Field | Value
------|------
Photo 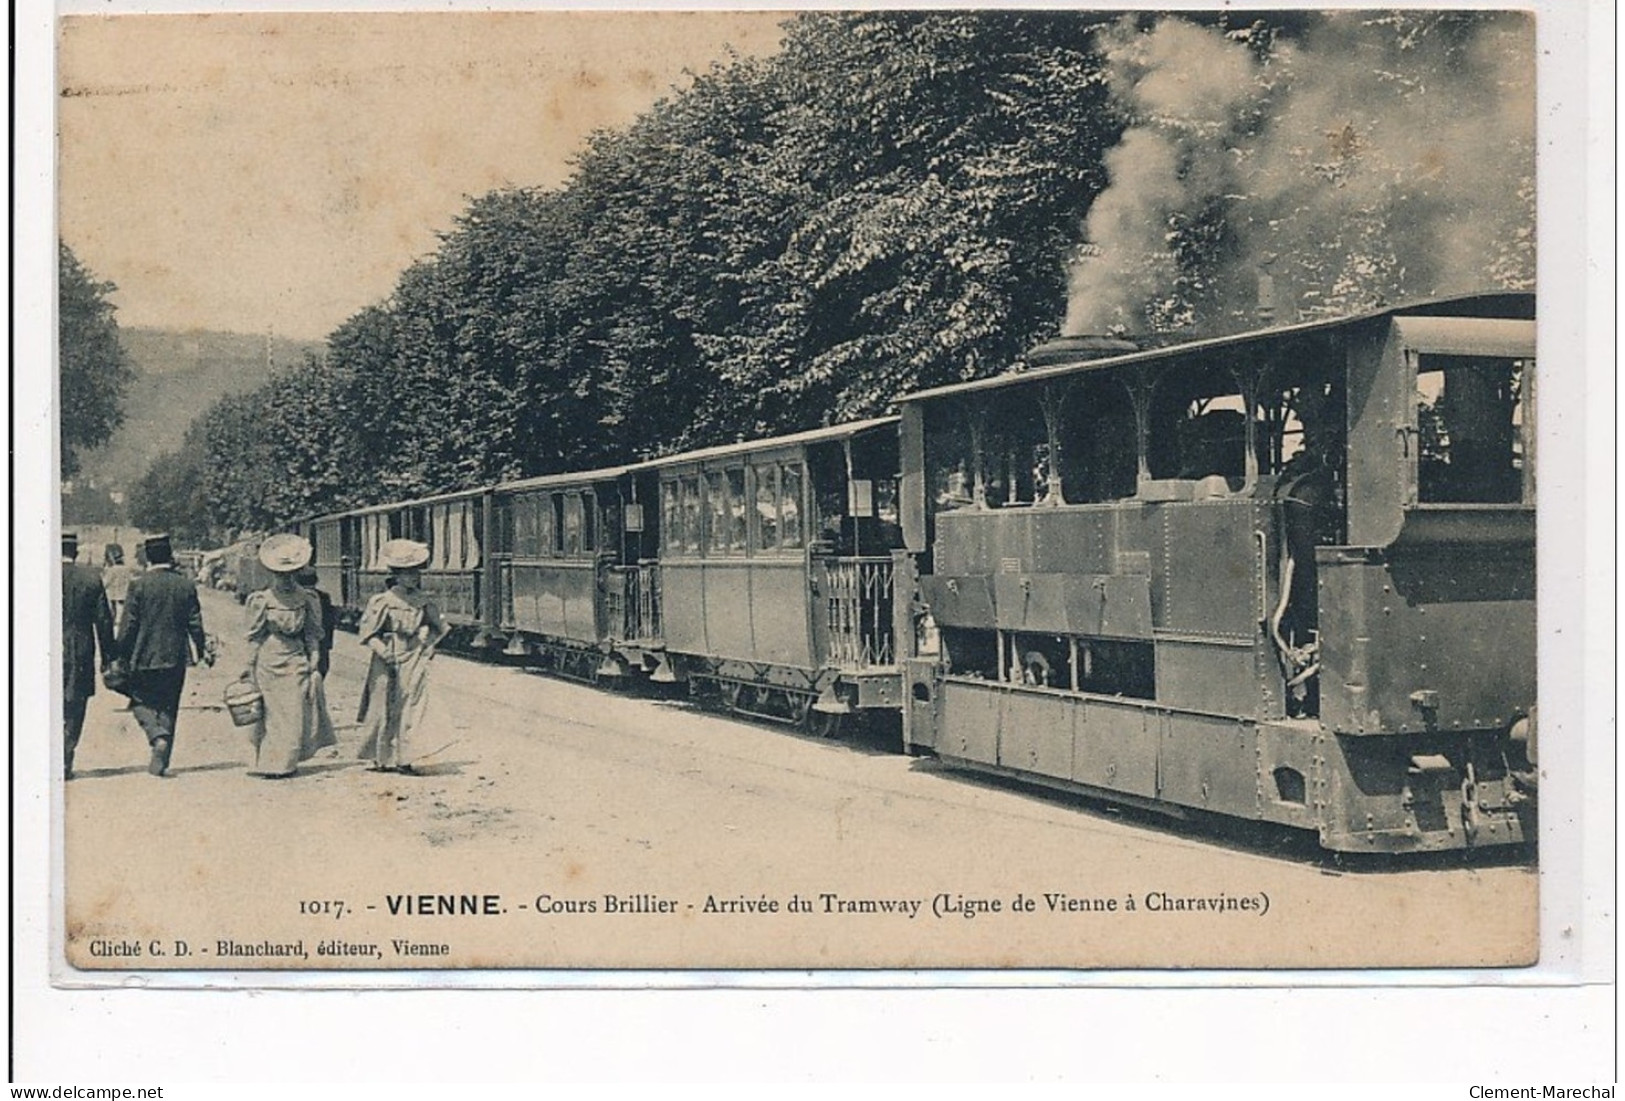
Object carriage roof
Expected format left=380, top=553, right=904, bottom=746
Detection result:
left=630, top=416, right=901, bottom=471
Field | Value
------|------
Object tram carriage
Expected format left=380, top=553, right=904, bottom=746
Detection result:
left=484, top=464, right=638, bottom=679
left=895, top=292, right=1536, bottom=852
left=305, top=485, right=489, bottom=636
left=638, top=417, right=905, bottom=732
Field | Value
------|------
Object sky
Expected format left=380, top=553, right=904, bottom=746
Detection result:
left=57, top=11, right=791, bottom=341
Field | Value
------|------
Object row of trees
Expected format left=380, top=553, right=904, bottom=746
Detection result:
left=59, top=242, right=134, bottom=480
left=126, top=10, right=1533, bottom=542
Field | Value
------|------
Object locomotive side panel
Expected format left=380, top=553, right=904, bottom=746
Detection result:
left=996, top=687, right=1075, bottom=780
left=1070, top=696, right=1160, bottom=800
left=1318, top=548, right=1536, bottom=736
left=1157, top=501, right=1265, bottom=640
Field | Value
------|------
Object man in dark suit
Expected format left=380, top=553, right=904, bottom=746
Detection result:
left=116, top=533, right=212, bottom=776
left=62, top=532, right=115, bottom=780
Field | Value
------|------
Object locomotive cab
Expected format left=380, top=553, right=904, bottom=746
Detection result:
left=1317, top=307, right=1537, bottom=848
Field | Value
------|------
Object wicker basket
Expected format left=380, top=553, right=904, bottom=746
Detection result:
left=223, top=676, right=264, bottom=727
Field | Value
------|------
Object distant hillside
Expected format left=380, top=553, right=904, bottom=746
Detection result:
left=72, top=327, right=322, bottom=499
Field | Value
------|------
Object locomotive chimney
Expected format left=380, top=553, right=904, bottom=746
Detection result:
left=1256, top=258, right=1278, bottom=325
left=1025, top=333, right=1140, bottom=369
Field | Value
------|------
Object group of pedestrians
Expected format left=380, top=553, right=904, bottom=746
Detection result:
left=60, top=530, right=449, bottom=781
left=62, top=531, right=210, bottom=779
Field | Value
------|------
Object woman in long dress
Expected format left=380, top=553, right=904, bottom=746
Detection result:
left=357, top=539, right=449, bottom=774
left=243, top=534, right=330, bottom=778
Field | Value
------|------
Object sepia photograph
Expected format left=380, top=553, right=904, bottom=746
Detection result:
left=19, top=0, right=1613, bottom=1085
left=51, top=6, right=1550, bottom=976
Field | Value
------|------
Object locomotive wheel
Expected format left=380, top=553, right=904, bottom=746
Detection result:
left=804, top=705, right=844, bottom=740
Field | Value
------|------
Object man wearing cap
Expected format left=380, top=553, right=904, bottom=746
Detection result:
left=62, top=532, right=115, bottom=780
left=116, top=533, right=213, bottom=776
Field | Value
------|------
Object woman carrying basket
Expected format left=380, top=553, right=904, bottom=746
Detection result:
left=241, top=534, right=331, bottom=778
left=357, top=539, right=449, bottom=774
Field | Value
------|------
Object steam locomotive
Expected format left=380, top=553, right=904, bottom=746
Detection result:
left=299, top=291, right=1536, bottom=854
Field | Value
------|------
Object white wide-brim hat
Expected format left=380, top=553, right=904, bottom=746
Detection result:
left=380, top=538, right=430, bottom=570
left=258, top=533, right=314, bottom=573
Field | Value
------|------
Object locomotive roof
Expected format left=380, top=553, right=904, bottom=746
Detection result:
left=632, top=415, right=901, bottom=470
left=898, top=291, right=1536, bottom=405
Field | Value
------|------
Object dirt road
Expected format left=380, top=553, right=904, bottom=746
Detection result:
left=62, top=586, right=1537, bottom=972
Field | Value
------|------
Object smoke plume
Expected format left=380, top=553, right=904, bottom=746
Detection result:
left=1063, top=12, right=1535, bottom=336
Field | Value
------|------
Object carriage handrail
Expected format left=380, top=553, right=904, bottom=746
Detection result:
left=820, top=556, right=895, bottom=669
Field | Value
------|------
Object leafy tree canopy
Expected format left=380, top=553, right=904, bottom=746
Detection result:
left=59, top=242, right=134, bottom=478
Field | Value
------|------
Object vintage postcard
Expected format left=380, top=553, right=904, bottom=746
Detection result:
left=52, top=7, right=1551, bottom=980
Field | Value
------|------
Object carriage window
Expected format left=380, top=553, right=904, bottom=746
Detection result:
left=512, top=496, right=538, bottom=556
left=314, top=522, right=339, bottom=565
left=430, top=505, right=448, bottom=569
left=1417, top=356, right=1529, bottom=504
left=705, top=471, right=734, bottom=555
left=543, top=497, right=556, bottom=554
left=1060, top=379, right=1138, bottom=504
left=726, top=468, right=747, bottom=552
left=779, top=463, right=803, bottom=549
left=562, top=494, right=583, bottom=555
left=493, top=497, right=511, bottom=555
left=754, top=464, right=779, bottom=550
left=661, top=480, right=682, bottom=554
left=463, top=500, right=482, bottom=569
left=680, top=475, right=704, bottom=555
left=874, top=477, right=899, bottom=527
left=582, top=493, right=597, bottom=553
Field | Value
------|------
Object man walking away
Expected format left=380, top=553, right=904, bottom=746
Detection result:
left=116, top=533, right=212, bottom=776
left=62, top=532, right=115, bottom=780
